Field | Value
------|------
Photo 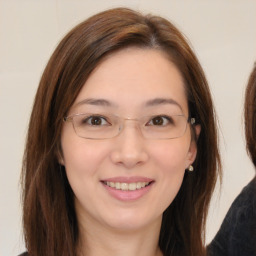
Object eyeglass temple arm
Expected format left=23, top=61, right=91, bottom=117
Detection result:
left=63, top=116, right=72, bottom=122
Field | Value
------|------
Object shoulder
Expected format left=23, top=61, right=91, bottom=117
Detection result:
left=235, top=176, right=256, bottom=203
left=230, top=176, right=256, bottom=216
left=221, top=176, right=256, bottom=225
left=18, top=252, right=28, bottom=256
left=207, top=177, right=256, bottom=256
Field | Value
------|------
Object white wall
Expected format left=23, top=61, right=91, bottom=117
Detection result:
left=1, top=1, right=255, bottom=255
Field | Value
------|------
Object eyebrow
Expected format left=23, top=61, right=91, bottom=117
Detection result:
left=144, top=98, right=183, bottom=110
left=75, top=97, right=183, bottom=110
left=75, top=98, right=116, bottom=107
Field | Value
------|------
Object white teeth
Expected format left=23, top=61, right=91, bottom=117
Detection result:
left=128, top=183, right=136, bottom=191
left=121, top=183, right=128, bottom=191
left=136, top=182, right=142, bottom=189
left=105, top=181, right=150, bottom=191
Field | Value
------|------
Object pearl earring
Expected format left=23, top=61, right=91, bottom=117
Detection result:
left=188, top=165, right=194, bottom=172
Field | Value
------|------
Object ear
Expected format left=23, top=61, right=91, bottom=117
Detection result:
left=58, top=153, right=65, bottom=166
left=185, top=125, right=201, bottom=168
left=55, top=144, right=65, bottom=166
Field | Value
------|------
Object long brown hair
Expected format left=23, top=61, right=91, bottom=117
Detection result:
left=244, top=63, right=256, bottom=168
left=21, top=8, right=221, bottom=256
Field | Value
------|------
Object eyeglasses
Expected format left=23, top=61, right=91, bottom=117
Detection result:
left=63, top=113, right=195, bottom=140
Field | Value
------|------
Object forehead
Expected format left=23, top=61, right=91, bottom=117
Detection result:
left=73, top=47, right=188, bottom=115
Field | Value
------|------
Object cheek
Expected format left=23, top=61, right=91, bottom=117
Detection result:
left=61, top=140, right=111, bottom=204
left=61, top=137, right=110, bottom=178
left=149, top=141, right=189, bottom=210
left=150, top=139, right=190, bottom=172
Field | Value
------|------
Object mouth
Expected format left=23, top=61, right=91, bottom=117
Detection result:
left=101, top=177, right=154, bottom=201
left=103, top=181, right=152, bottom=191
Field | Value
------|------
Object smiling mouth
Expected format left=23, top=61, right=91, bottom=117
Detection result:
left=103, top=181, right=151, bottom=191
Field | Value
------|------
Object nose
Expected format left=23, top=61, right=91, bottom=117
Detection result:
left=110, top=121, right=149, bottom=169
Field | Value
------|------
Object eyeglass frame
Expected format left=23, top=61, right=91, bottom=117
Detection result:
left=63, top=113, right=196, bottom=140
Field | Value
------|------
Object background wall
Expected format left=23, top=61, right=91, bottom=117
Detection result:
left=1, top=0, right=256, bottom=255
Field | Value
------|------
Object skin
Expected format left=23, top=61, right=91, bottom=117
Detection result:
left=60, top=47, right=199, bottom=256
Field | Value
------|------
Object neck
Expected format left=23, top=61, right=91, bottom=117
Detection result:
left=76, top=213, right=163, bottom=256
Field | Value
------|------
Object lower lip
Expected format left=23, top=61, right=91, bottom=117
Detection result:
left=102, top=182, right=153, bottom=201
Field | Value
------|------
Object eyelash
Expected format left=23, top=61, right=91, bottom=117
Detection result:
left=147, top=115, right=174, bottom=126
left=82, top=115, right=110, bottom=126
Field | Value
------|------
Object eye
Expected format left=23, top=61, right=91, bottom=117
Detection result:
left=147, top=115, right=173, bottom=126
left=82, top=115, right=110, bottom=126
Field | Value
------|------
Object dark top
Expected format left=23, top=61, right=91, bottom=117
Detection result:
left=207, top=176, right=256, bottom=256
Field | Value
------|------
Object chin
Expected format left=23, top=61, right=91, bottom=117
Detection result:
left=102, top=210, right=162, bottom=232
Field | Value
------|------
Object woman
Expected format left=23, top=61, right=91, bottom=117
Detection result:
left=207, top=64, right=256, bottom=256
left=20, top=8, right=221, bottom=256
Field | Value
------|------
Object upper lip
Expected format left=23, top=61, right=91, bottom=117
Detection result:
left=101, top=176, right=154, bottom=183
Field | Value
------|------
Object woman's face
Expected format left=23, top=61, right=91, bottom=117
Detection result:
left=60, top=48, right=198, bottom=232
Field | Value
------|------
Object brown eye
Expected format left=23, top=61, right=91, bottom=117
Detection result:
left=83, top=116, right=109, bottom=126
left=147, top=115, right=174, bottom=126
left=152, top=116, right=164, bottom=125
left=90, top=117, right=102, bottom=125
